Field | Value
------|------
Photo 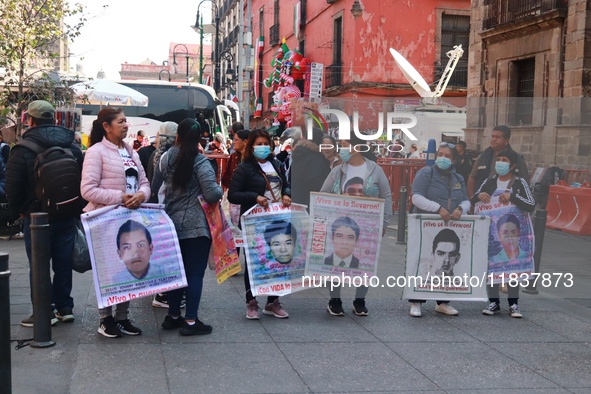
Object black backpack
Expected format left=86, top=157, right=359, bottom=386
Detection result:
left=18, top=139, right=83, bottom=218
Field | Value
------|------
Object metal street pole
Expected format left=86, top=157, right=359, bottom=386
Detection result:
left=29, top=213, right=55, bottom=349
left=185, top=55, right=190, bottom=83
left=214, top=15, right=220, bottom=93
left=0, top=253, right=11, bottom=394
left=199, top=15, right=204, bottom=84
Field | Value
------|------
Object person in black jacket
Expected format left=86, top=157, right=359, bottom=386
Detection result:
left=471, top=149, right=536, bottom=318
left=6, top=100, right=83, bottom=327
left=228, top=129, right=291, bottom=320
left=289, top=127, right=331, bottom=207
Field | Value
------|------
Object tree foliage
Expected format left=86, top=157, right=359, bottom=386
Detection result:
left=0, top=0, right=85, bottom=132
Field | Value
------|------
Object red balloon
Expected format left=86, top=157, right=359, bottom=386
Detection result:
left=291, top=57, right=309, bottom=81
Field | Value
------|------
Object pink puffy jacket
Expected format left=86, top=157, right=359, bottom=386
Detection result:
left=81, top=137, right=150, bottom=212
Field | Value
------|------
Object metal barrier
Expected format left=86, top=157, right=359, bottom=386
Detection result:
left=0, top=253, right=11, bottom=394
left=377, top=158, right=426, bottom=212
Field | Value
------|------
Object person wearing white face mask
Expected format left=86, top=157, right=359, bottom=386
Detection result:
left=471, top=149, right=535, bottom=318
left=228, top=129, right=292, bottom=320
left=408, top=142, right=470, bottom=317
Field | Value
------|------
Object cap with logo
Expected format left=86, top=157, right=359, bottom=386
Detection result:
left=27, top=100, right=55, bottom=119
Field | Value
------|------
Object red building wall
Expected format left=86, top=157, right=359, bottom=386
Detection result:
left=249, top=0, right=470, bottom=123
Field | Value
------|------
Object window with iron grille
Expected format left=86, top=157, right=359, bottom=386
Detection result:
left=513, top=58, right=535, bottom=125
left=440, top=14, right=469, bottom=88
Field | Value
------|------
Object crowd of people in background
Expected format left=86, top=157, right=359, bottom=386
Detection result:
left=2, top=101, right=533, bottom=341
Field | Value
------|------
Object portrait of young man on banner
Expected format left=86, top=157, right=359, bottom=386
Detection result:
left=81, top=204, right=187, bottom=309
left=241, top=202, right=309, bottom=296
left=474, top=189, right=535, bottom=284
left=403, top=214, right=490, bottom=301
left=306, top=192, right=384, bottom=278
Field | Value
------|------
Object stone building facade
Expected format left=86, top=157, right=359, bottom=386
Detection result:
left=467, top=0, right=591, bottom=173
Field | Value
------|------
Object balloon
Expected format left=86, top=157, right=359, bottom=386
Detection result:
left=290, top=57, right=309, bottom=81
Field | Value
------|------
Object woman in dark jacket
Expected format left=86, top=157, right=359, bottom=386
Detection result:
left=228, top=129, right=291, bottom=320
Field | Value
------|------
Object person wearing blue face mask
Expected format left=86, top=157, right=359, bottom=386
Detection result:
left=471, top=149, right=535, bottom=318
left=320, top=134, right=392, bottom=317
left=228, top=129, right=291, bottom=320
left=408, top=142, right=470, bottom=318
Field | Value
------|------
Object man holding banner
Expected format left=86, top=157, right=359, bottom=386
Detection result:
left=472, top=149, right=536, bottom=318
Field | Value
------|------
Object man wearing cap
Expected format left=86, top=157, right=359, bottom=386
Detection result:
left=5, top=100, right=83, bottom=327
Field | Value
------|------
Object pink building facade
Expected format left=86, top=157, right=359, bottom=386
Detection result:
left=248, top=0, right=470, bottom=124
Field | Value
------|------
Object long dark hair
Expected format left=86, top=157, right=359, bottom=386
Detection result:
left=172, top=118, right=201, bottom=192
left=90, top=107, right=124, bottom=147
left=242, top=128, right=272, bottom=162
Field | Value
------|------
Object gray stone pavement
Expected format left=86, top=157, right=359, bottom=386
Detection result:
left=2, top=224, right=591, bottom=394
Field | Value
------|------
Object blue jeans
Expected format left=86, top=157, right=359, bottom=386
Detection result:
left=24, top=215, right=76, bottom=311
left=168, top=237, right=211, bottom=320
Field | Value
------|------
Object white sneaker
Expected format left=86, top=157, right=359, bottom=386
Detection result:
left=435, top=303, right=459, bottom=316
left=509, top=304, right=523, bottom=318
left=409, top=302, right=422, bottom=317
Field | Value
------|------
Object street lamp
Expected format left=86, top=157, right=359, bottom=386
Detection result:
left=220, top=50, right=235, bottom=88
left=351, top=0, right=363, bottom=18
left=172, top=44, right=190, bottom=83
left=158, top=69, right=171, bottom=82
left=194, top=0, right=220, bottom=92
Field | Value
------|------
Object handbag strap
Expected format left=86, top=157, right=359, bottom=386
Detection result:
left=259, top=170, right=279, bottom=202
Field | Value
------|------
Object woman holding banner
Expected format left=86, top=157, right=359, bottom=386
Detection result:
left=152, top=119, right=223, bottom=335
left=81, top=107, right=150, bottom=338
left=471, top=149, right=535, bottom=318
left=320, top=133, right=392, bottom=317
left=409, top=142, right=470, bottom=318
left=228, top=129, right=291, bottom=320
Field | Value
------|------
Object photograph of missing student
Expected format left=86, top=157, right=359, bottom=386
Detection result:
left=475, top=191, right=535, bottom=284
left=241, top=202, right=309, bottom=296
left=403, top=214, right=489, bottom=301
left=306, top=192, right=384, bottom=278
left=81, top=204, right=186, bottom=308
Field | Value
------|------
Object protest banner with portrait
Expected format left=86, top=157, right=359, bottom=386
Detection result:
left=475, top=190, right=535, bottom=284
left=81, top=204, right=186, bottom=309
left=241, top=202, right=309, bottom=296
left=305, top=192, right=384, bottom=279
left=403, top=214, right=490, bottom=301
left=199, top=196, right=241, bottom=284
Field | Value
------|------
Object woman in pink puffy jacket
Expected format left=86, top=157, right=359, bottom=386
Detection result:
left=81, top=107, right=150, bottom=339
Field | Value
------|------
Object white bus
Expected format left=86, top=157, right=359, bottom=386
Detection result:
left=78, top=80, right=232, bottom=145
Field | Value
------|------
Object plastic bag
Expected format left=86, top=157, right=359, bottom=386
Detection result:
left=72, top=220, right=91, bottom=273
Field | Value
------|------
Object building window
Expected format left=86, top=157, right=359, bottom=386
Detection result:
left=270, top=0, right=280, bottom=46
left=512, top=58, right=535, bottom=125
left=440, top=14, right=469, bottom=88
left=274, top=0, right=279, bottom=26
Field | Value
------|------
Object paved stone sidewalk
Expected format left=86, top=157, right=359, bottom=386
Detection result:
left=3, top=227, right=591, bottom=393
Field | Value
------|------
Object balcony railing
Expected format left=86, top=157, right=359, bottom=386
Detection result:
left=325, top=64, right=342, bottom=89
left=484, top=0, right=568, bottom=30
left=269, top=24, right=279, bottom=46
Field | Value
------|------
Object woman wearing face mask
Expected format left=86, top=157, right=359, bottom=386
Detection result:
left=228, top=129, right=291, bottom=320
left=320, top=134, right=392, bottom=317
left=408, top=142, right=470, bottom=318
left=471, top=149, right=535, bottom=318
